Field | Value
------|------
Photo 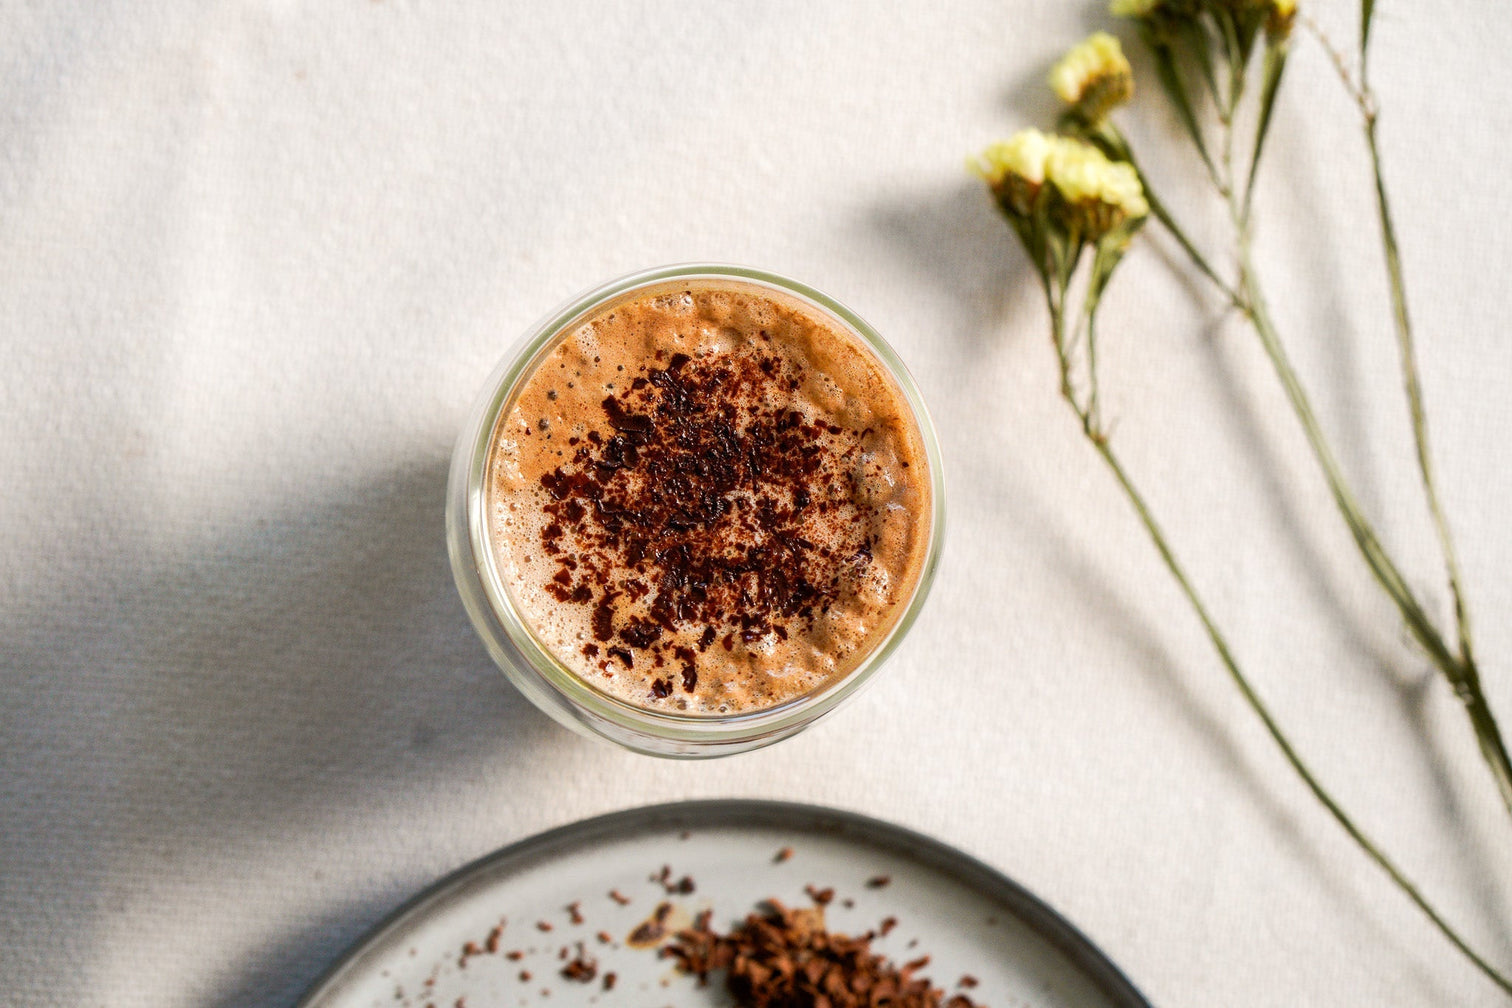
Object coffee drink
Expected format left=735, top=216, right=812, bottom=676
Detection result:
left=482, top=278, right=932, bottom=716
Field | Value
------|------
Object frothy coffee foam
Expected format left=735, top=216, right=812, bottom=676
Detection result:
left=485, top=280, right=930, bottom=715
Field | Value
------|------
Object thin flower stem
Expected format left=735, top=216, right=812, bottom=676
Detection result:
left=1303, top=15, right=1370, bottom=112
left=1241, top=206, right=1512, bottom=821
left=1203, top=50, right=1512, bottom=822
left=1304, top=18, right=1471, bottom=653
left=1046, top=294, right=1512, bottom=998
left=1361, top=0, right=1376, bottom=83
left=1217, top=13, right=1247, bottom=200
left=1096, top=124, right=1237, bottom=304
left=1187, top=19, right=1221, bottom=110
left=1365, top=117, right=1512, bottom=821
left=1146, top=186, right=1235, bottom=301
left=1217, top=160, right=1443, bottom=671
left=1303, top=14, right=1477, bottom=670
left=1154, top=127, right=1443, bottom=661
left=1045, top=275, right=1076, bottom=407
left=1236, top=252, right=1440, bottom=654
left=1361, top=87, right=1475, bottom=687
left=1085, top=306, right=1102, bottom=431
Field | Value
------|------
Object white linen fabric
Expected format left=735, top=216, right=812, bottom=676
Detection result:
left=3, top=2, right=1510, bottom=1005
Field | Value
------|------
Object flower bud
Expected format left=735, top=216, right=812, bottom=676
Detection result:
left=974, top=132, right=1148, bottom=243
left=1049, top=32, right=1134, bottom=123
left=1045, top=136, right=1149, bottom=237
left=1267, top=0, right=1296, bottom=38
left=970, top=129, right=1054, bottom=217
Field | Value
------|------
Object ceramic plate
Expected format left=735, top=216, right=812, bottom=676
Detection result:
left=298, top=800, right=1149, bottom=1008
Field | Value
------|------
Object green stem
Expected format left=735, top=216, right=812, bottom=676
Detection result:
left=1138, top=72, right=1512, bottom=823
left=1146, top=183, right=1235, bottom=303
left=1082, top=246, right=1118, bottom=433
left=1237, top=254, right=1443, bottom=661
left=1362, top=107, right=1512, bottom=820
left=1312, top=15, right=1475, bottom=669
left=1094, top=124, right=1237, bottom=304
left=1207, top=73, right=1512, bottom=822
left=1046, top=268, right=1076, bottom=408
left=1363, top=107, right=1472, bottom=687
left=1216, top=11, right=1247, bottom=201
left=1242, top=232, right=1512, bottom=822
left=1045, top=286, right=1512, bottom=999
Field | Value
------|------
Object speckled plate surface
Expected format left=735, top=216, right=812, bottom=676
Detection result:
left=297, top=800, right=1150, bottom=1008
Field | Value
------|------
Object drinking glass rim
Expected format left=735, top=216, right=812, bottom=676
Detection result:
left=459, top=263, right=946, bottom=744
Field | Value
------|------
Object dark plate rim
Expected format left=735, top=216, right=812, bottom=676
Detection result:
left=295, top=798, right=1152, bottom=1008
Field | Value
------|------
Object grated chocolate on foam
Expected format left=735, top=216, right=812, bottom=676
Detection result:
left=486, top=283, right=929, bottom=714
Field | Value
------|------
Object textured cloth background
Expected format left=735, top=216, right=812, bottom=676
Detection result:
left=4, top=2, right=1511, bottom=1005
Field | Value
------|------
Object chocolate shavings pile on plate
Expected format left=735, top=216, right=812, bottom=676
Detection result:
left=665, top=899, right=985, bottom=1008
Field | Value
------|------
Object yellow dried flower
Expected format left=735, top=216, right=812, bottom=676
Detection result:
left=970, top=129, right=1056, bottom=218
left=1045, top=136, right=1149, bottom=234
left=1049, top=32, right=1134, bottom=122
left=971, top=129, right=1054, bottom=186
left=974, top=131, right=1148, bottom=241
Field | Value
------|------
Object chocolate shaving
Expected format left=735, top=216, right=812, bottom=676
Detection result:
left=532, top=345, right=885, bottom=697
left=627, top=902, right=673, bottom=947
left=804, top=885, right=835, bottom=906
left=601, top=396, right=654, bottom=434
left=560, top=945, right=597, bottom=983
left=591, top=604, right=614, bottom=642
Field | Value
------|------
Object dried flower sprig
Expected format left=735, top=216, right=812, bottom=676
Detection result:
left=1110, top=0, right=1293, bottom=215
left=970, top=130, right=1146, bottom=433
left=1103, top=0, right=1512, bottom=829
left=972, top=3, right=1512, bottom=996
